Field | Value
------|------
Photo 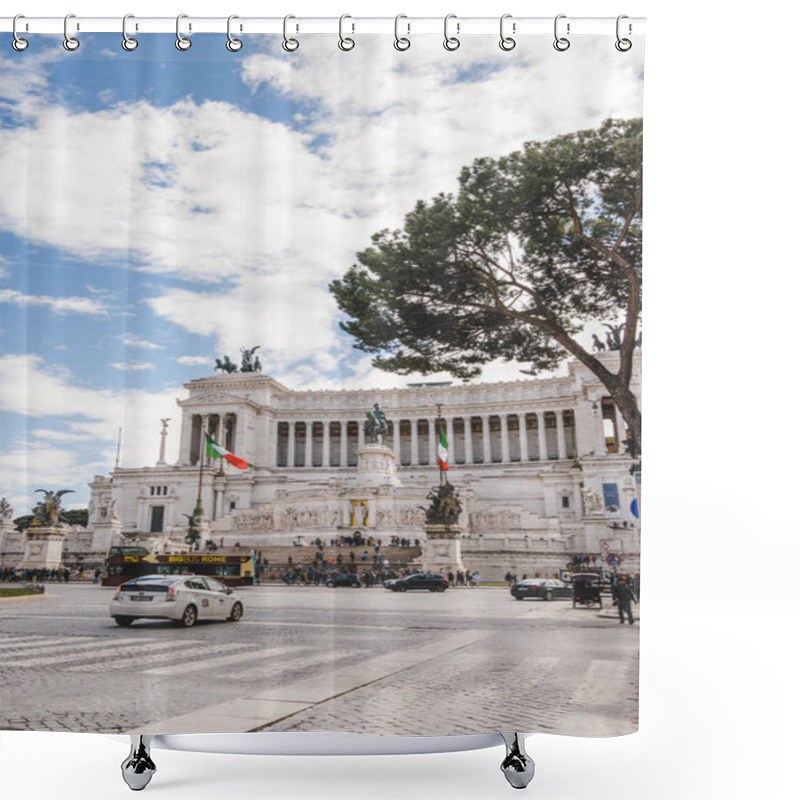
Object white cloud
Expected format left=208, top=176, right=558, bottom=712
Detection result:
left=0, top=288, right=110, bottom=317
left=118, top=333, right=164, bottom=349
left=177, top=355, right=210, bottom=365
left=110, top=361, right=154, bottom=371
left=0, top=355, right=183, bottom=499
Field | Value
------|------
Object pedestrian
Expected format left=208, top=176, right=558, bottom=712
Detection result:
left=612, top=574, right=635, bottom=625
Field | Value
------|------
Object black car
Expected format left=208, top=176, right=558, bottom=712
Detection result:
left=384, top=573, right=449, bottom=592
left=326, top=573, right=362, bottom=587
left=510, top=578, right=573, bottom=601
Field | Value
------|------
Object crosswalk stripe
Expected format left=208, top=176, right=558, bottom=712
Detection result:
left=142, top=645, right=308, bottom=676
left=1, top=636, right=131, bottom=655
left=1, top=638, right=162, bottom=668
left=64, top=641, right=252, bottom=673
left=223, top=649, right=359, bottom=682
left=0, top=636, right=70, bottom=649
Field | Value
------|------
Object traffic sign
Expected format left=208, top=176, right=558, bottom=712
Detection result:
left=630, top=498, right=639, bottom=519
left=606, top=553, right=622, bottom=566
left=601, top=540, right=610, bottom=550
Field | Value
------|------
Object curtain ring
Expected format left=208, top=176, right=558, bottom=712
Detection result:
left=394, top=14, right=411, bottom=51
left=553, top=14, right=570, bottom=51
left=175, top=14, right=192, bottom=51
left=282, top=15, right=299, bottom=51
left=226, top=15, right=243, bottom=51
left=122, top=14, right=138, bottom=51
left=499, top=13, right=516, bottom=51
left=12, top=14, right=29, bottom=51
left=443, top=14, right=460, bottom=51
left=338, top=14, right=355, bottom=51
left=615, top=15, right=632, bottom=52
left=63, top=13, right=80, bottom=51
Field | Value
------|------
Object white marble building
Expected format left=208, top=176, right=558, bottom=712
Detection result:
left=81, top=351, right=641, bottom=579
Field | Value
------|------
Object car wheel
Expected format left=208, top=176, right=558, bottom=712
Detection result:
left=397, top=584, right=407, bottom=592
left=227, top=601, right=243, bottom=622
left=436, top=585, right=446, bottom=592
left=544, top=590, right=553, bottom=601
left=113, top=616, right=134, bottom=627
left=429, top=587, right=437, bottom=592
left=352, top=582, right=361, bottom=588
left=516, top=595, right=524, bottom=601
left=179, top=604, right=197, bottom=627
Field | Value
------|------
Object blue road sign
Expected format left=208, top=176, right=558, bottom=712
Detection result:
left=606, top=553, right=622, bottom=567
left=630, top=498, right=639, bottom=519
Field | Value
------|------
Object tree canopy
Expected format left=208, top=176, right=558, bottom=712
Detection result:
left=330, top=118, right=642, bottom=455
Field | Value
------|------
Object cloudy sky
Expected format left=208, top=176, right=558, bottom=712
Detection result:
left=0, top=32, right=643, bottom=512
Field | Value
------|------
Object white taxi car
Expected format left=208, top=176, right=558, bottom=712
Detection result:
left=109, top=574, right=244, bottom=627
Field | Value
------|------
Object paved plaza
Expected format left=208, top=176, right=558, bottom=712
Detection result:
left=0, top=584, right=638, bottom=736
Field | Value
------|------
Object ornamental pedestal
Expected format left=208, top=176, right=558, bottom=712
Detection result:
left=91, top=520, right=123, bottom=554
left=355, top=443, right=401, bottom=489
left=420, top=524, right=465, bottom=576
left=18, top=526, right=68, bottom=571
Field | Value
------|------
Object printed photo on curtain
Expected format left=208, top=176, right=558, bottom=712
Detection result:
left=0, top=27, right=643, bottom=741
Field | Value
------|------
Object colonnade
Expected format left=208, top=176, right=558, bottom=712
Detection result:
left=273, top=410, right=579, bottom=468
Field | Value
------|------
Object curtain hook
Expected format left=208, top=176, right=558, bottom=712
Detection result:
left=615, top=14, right=632, bottom=51
left=553, top=14, right=570, bottom=51
left=338, top=14, right=355, bottom=51
left=122, top=14, right=138, bottom=51
left=443, top=13, right=460, bottom=51
left=282, top=15, right=299, bottom=51
left=175, top=13, right=192, bottom=51
left=226, top=15, right=243, bottom=51
left=12, top=14, right=29, bottom=51
left=499, top=13, right=516, bottom=51
left=63, top=13, right=80, bottom=51
left=394, top=14, right=411, bottom=51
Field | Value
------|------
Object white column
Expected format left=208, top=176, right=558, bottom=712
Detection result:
left=519, top=413, right=529, bottom=462
left=393, top=420, right=402, bottom=459
left=410, top=419, right=419, bottom=465
left=500, top=414, right=510, bottom=463
left=268, top=418, right=278, bottom=467
left=464, top=416, right=474, bottom=463
left=537, top=412, right=548, bottom=461
left=305, top=421, right=314, bottom=467
left=322, top=421, right=331, bottom=468
left=340, top=421, right=348, bottom=467
left=481, top=415, right=491, bottom=463
left=428, top=417, right=438, bottom=465
left=287, top=421, right=296, bottom=467
left=556, top=411, right=567, bottom=460
left=357, top=419, right=365, bottom=450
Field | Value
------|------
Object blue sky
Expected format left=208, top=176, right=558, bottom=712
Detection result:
left=0, top=33, right=644, bottom=513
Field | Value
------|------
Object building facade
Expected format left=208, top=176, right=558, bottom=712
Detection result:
left=80, top=351, right=641, bottom=580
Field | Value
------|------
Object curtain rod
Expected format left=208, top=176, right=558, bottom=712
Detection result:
left=1, top=16, right=645, bottom=36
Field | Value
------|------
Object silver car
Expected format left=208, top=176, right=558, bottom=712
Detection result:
left=109, top=574, right=244, bottom=627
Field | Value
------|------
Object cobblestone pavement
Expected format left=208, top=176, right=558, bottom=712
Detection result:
left=1, top=584, right=638, bottom=736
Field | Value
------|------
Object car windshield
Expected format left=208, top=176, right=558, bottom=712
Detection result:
left=519, top=579, right=546, bottom=586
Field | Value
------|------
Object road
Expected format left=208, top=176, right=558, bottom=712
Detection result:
left=0, top=584, right=638, bottom=737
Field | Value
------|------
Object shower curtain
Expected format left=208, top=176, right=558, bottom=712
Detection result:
left=0, top=24, right=643, bottom=739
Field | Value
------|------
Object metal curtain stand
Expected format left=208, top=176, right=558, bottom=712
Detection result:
left=121, top=731, right=535, bottom=791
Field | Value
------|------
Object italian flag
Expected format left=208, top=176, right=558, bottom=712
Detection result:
left=437, top=426, right=450, bottom=471
left=205, top=434, right=249, bottom=470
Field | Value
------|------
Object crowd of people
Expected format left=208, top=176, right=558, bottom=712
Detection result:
left=1, top=566, right=71, bottom=583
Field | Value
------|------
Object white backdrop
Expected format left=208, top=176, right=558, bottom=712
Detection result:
left=1, top=1, right=796, bottom=799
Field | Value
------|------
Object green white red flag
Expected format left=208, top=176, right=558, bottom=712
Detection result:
left=438, top=425, right=450, bottom=471
left=205, top=434, right=248, bottom=469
